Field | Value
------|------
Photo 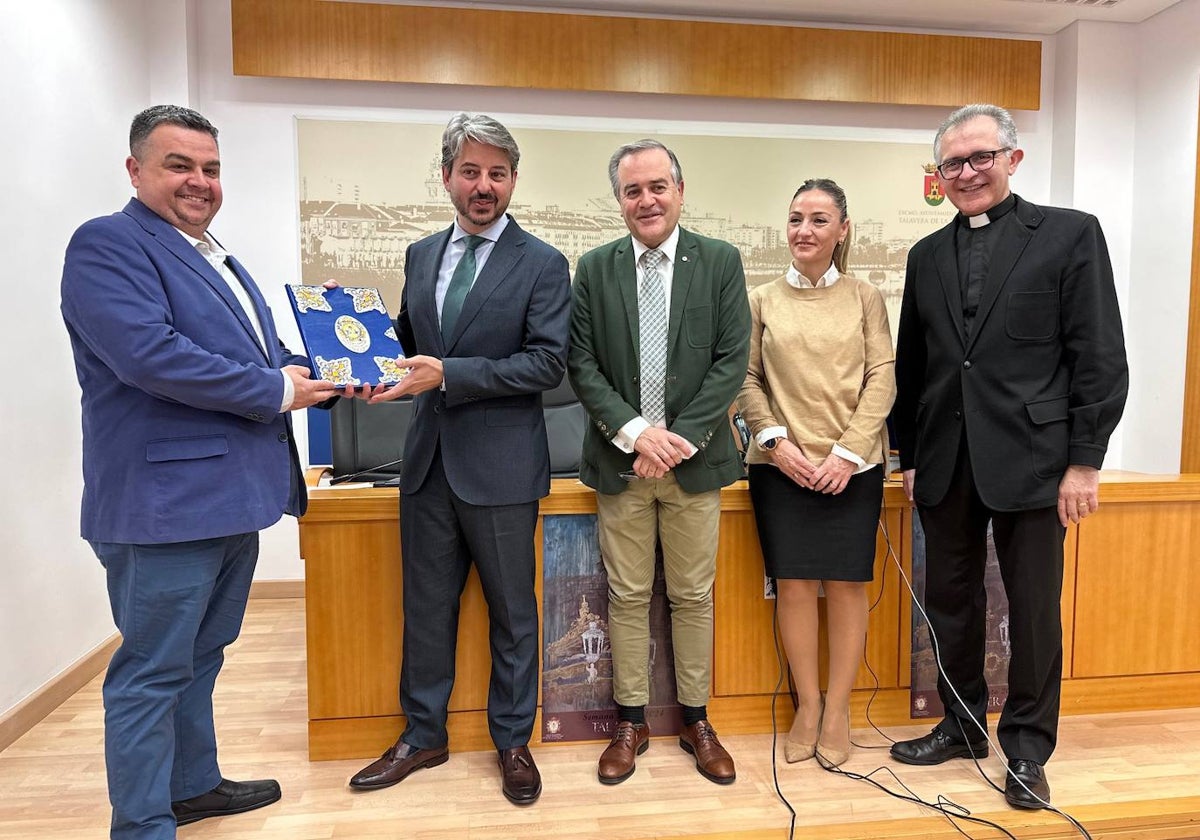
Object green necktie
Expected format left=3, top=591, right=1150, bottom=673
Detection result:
left=441, top=234, right=486, bottom=343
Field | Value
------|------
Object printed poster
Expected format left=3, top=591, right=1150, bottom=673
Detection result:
left=541, top=514, right=682, bottom=742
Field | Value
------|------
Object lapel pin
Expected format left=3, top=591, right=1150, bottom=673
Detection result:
left=681, top=256, right=689, bottom=262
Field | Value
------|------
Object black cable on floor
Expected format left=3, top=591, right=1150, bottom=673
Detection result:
left=768, top=592, right=797, bottom=840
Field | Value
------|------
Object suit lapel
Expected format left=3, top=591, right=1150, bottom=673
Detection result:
left=931, top=224, right=966, bottom=349
left=446, top=218, right=525, bottom=351
left=125, top=200, right=269, bottom=362
left=224, top=255, right=274, bottom=364
left=965, top=197, right=1039, bottom=355
left=414, top=227, right=453, bottom=354
left=668, top=230, right=698, bottom=354
left=616, top=236, right=641, bottom=358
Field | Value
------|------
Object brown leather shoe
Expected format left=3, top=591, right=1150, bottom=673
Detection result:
left=498, top=746, right=542, bottom=805
left=598, top=721, right=650, bottom=784
left=679, top=720, right=736, bottom=784
left=348, top=738, right=449, bottom=790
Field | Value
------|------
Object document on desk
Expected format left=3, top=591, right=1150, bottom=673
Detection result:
left=286, top=284, right=408, bottom=387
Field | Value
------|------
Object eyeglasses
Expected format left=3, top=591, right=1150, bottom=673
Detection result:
left=936, top=148, right=1011, bottom=180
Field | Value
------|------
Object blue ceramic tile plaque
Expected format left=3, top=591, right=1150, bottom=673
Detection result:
left=285, top=285, right=407, bottom=387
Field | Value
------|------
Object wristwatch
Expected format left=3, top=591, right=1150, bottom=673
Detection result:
left=761, top=436, right=781, bottom=450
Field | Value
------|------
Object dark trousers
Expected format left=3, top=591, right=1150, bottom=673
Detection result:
left=398, top=450, right=539, bottom=751
left=918, top=442, right=1065, bottom=764
left=91, top=533, right=258, bottom=840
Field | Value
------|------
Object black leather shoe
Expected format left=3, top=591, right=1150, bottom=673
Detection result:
left=172, top=778, right=281, bottom=826
left=498, top=745, right=542, bottom=805
left=1005, top=759, right=1050, bottom=809
left=890, top=728, right=988, bottom=766
left=348, top=738, right=449, bottom=790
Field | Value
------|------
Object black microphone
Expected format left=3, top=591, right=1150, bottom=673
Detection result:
left=328, top=457, right=404, bottom=485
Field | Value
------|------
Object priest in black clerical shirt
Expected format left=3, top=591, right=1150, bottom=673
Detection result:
left=890, top=104, right=1128, bottom=811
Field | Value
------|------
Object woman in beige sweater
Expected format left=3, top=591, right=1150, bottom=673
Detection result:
left=737, top=179, right=895, bottom=768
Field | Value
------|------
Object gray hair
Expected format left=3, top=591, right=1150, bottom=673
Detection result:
left=607, top=139, right=683, bottom=199
left=792, top=178, right=852, bottom=273
left=933, top=103, right=1019, bottom=163
left=440, top=112, right=520, bottom=172
left=130, top=105, right=218, bottom=159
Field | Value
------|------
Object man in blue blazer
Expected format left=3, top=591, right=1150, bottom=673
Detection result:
left=60, top=106, right=339, bottom=840
left=348, top=113, right=571, bottom=805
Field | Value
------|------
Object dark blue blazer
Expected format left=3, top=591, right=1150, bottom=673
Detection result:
left=396, top=216, right=571, bottom=506
left=61, top=198, right=307, bottom=544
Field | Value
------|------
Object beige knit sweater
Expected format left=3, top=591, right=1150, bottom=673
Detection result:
left=737, top=272, right=896, bottom=467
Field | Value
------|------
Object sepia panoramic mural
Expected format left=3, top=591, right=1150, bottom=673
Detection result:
left=295, top=118, right=956, bottom=333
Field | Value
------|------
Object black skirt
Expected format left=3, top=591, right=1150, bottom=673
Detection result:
left=747, top=463, right=882, bottom=582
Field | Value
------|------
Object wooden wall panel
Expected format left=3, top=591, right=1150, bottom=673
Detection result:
left=1182, top=90, right=1200, bottom=471
left=302, top=473, right=1200, bottom=759
left=711, top=505, right=901, bottom=699
left=301, top=506, right=495, bottom=723
left=1072, top=502, right=1200, bottom=678
left=231, top=0, right=1041, bottom=110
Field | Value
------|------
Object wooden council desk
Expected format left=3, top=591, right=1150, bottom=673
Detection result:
left=298, top=469, right=1200, bottom=760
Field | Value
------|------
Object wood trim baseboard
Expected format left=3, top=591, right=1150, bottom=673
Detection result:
left=249, top=579, right=305, bottom=599
left=0, top=581, right=302, bottom=750
left=0, top=633, right=119, bottom=752
left=671, top=796, right=1200, bottom=840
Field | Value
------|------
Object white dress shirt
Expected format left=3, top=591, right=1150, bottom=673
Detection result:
left=435, top=214, right=508, bottom=322
left=179, top=229, right=293, bottom=412
left=432, top=215, right=509, bottom=391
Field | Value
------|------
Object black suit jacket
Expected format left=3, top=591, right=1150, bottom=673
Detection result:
left=396, top=216, right=571, bottom=506
left=893, top=195, right=1128, bottom=512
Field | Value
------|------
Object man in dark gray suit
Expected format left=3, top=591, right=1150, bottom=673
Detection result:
left=891, top=103, right=1128, bottom=810
left=347, top=113, right=571, bottom=805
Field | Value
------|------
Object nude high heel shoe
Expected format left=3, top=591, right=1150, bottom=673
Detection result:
left=784, top=699, right=822, bottom=763
left=815, top=707, right=851, bottom=769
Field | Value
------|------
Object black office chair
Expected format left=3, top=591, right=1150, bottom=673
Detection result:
left=543, top=373, right=586, bottom=478
left=329, top=375, right=585, bottom=481
left=328, top=396, right=414, bottom=481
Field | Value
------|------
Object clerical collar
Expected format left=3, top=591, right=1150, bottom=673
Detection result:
left=960, top=193, right=1017, bottom=229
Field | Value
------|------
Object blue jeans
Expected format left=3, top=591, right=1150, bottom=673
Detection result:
left=91, top=533, right=258, bottom=840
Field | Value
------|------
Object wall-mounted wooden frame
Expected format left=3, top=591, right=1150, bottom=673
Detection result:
left=231, top=0, right=1041, bottom=110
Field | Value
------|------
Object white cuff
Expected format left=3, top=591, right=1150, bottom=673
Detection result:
left=756, top=426, right=788, bottom=447
left=613, top=417, right=650, bottom=454
left=831, top=443, right=865, bottom=468
left=280, top=370, right=295, bottom=412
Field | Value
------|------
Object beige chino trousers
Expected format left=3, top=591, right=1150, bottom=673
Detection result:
left=595, top=472, right=720, bottom=708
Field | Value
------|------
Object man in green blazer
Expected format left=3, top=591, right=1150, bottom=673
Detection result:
left=568, top=139, right=751, bottom=787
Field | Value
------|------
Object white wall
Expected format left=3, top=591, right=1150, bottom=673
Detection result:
left=0, top=0, right=151, bottom=713
left=1124, top=0, right=1200, bottom=472
left=1050, top=20, right=1140, bottom=469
